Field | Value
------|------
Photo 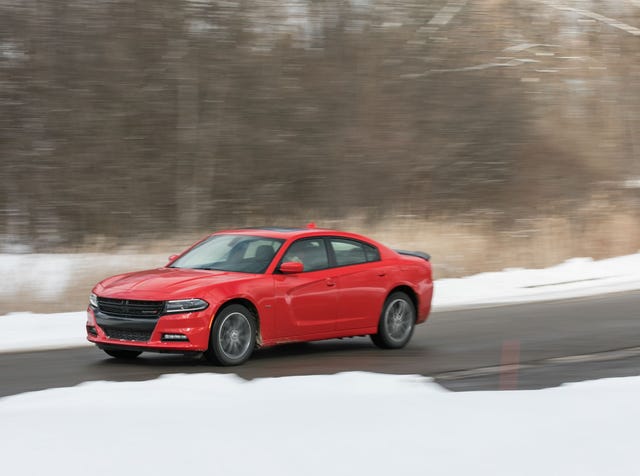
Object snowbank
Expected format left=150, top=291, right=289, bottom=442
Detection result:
left=434, top=253, right=640, bottom=310
left=0, top=372, right=637, bottom=476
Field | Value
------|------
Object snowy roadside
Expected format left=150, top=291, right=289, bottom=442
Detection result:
left=1, top=372, right=638, bottom=476
left=1, top=253, right=640, bottom=353
left=434, top=253, right=640, bottom=310
left=0, top=312, right=89, bottom=353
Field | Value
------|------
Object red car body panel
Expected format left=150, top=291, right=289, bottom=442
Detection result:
left=87, top=228, right=433, bottom=353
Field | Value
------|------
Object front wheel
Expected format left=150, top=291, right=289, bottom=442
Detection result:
left=370, top=292, right=416, bottom=349
left=103, top=349, right=142, bottom=360
left=204, top=304, right=257, bottom=366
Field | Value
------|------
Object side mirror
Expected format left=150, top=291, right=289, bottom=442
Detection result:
left=280, top=261, right=304, bottom=274
left=168, top=254, right=179, bottom=263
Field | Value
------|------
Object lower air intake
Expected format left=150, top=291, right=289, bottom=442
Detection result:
left=103, top=328, right=152, bottom=342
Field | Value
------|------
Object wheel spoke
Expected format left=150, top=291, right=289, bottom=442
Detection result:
left=218, top=311, right=253, bottom=359
left=384, top=298, right=414, bottom=342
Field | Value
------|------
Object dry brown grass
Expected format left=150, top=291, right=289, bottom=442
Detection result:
left=359, top=204, right=640, bottom=279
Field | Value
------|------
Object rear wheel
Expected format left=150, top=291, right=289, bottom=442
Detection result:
left=370, top=292, right=416, bottom=349
left=204, top=304, right=257, bottom=366
left=103, top=349, right=142, bottom=360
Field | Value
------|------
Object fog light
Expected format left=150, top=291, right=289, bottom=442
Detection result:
left=162, top=333, right=189, bottom=342
left=86, top=325, right=98, bottom=337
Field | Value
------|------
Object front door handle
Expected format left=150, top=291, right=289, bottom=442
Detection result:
left=377, top=272, right=386, bottom=277
left=325, top=278, right=336, bottom=287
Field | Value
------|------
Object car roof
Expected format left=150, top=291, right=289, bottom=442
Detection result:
left=213, top=227, right=375, bottom=242
left=215, top=227, right=331, bottom=239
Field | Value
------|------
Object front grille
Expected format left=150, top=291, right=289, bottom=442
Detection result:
left=97, top=297, right=164, bottom=318
left=103, top=327, right=153, bottom=342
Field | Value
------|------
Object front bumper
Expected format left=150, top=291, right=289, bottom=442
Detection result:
left=86, top=307, right=212, bottom=353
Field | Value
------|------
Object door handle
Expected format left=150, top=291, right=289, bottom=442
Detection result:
left=325, top=278, right=336, bottom=287
left=377, top=272, right=386, bottom=277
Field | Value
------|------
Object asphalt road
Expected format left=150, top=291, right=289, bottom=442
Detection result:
left=1, top=290, right=639, bottom=397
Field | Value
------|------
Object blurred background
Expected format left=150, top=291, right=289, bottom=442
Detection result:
left=2, top=0, right=640, bottom=312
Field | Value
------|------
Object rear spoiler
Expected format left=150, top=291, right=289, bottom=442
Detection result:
left=394, top=250, right=431, bottom=261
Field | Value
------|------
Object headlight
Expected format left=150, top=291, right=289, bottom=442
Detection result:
left=165, top=298, right=209, bottom=313
left=89, top=293, right=98, bottom=308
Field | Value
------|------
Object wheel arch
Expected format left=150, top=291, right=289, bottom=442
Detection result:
left=213, top=298, right=262, bottom=345
left=387, top=285, right=418, bottom=312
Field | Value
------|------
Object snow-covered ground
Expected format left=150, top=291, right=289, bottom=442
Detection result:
left=1, top=253, right=640, bottom=475
left=1, top=372, right=639, bottom=476
left=435, top=253, right=640, bottom=310
left=1, top=252, right=640, bottom=353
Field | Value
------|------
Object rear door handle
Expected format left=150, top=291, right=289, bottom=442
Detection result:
left=325, top=278, right=336, bottom=287
left=377, top=272, right=386, bottom=277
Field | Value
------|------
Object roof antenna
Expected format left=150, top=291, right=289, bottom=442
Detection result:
left=306, top=222, right=316, bottom=229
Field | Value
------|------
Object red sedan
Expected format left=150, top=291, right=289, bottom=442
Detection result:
left=86, top=226, right=433, bottom=365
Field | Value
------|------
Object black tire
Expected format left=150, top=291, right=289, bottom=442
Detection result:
left=370, top=292, right=416, bottom=349
left=103, top=349, right=142, bottom=359
left=204, top=304, right=257, bottom=366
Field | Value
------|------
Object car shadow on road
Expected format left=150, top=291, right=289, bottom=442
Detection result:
left=89, top=337, right=427, bottom=380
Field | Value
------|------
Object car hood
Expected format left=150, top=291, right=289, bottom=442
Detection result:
left=94, top=267, right=260, bottom=300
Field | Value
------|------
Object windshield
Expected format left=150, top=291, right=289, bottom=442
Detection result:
left=170, top=234, right=284, bottom=274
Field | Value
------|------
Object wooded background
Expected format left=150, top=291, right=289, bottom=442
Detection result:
left=2, top=0, right=639, bottom=251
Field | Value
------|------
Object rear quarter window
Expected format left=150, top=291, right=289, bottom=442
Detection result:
left=330, top=238, right=380, bottom=266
